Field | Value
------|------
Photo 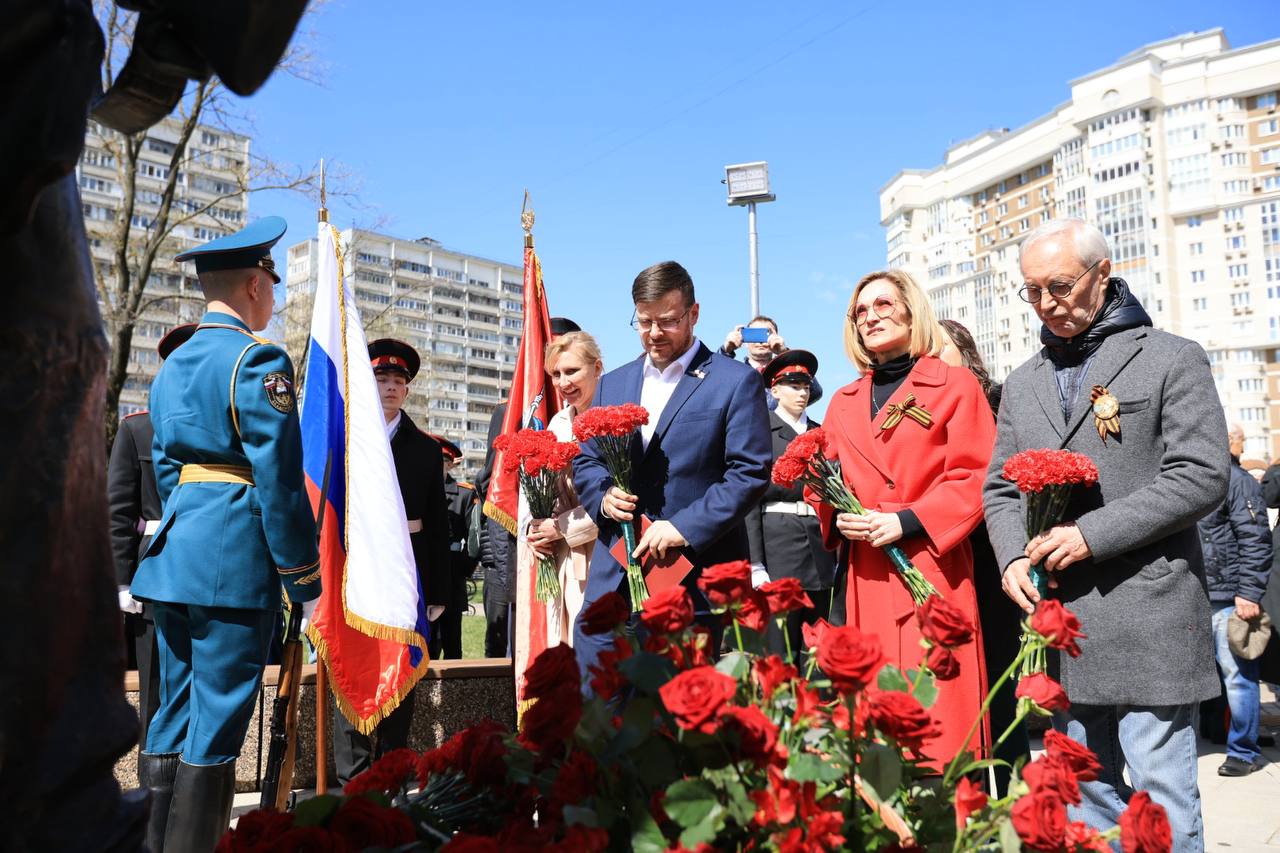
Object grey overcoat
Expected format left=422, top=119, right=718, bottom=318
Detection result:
left=983, top=326, right=1227, bottom=707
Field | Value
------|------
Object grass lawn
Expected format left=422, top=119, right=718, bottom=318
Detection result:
left=461, top=578, right=489, bottom=659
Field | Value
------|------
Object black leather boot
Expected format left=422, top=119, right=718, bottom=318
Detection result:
left=139, top=752, right=179, bottom=853
left=163, top=760, right=237, bottom=853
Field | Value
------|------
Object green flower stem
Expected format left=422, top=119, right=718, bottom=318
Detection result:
left=996, top=706, right=1031, bottom=750
left=779, top=616, right=794, bottom=663
left=942, top=639, right=1039, bottom=786
left=845, top=693, right=860, bottom=846
left=733, top=616, right=745, bottom=653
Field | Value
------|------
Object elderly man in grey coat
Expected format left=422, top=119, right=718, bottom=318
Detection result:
left=984, top=218, right=1228, bottom=852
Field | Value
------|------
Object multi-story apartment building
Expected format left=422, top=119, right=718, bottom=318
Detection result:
left=284, top=229, right=524, bottom=476
left=80, top=117, right=251, bottom=417
left=879, top=29, right=1280, bottom=460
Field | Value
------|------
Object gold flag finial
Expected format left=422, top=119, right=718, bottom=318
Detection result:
left=318, top=159, right=329, bottom=223
left=521, top=190, right=534, bottom=248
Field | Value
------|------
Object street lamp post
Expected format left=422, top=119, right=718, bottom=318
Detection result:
left=724, top=161, right=776, bottom=317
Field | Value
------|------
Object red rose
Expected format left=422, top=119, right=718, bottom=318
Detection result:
left=579, top=592, right=630, bottom=635
left=697, top=560, right=752, bottom=608
left=917, top=595, right=975, bottom=648
left=639, top=586, right=694, bottom=635
left=1043, top=730, right=1101, bottom=781
left=588, top=635, right=632, bottom=700
left=343, top=747, right=417, bottom=796
left=1120, top=791, right=1172, bottom=853
left=791, top=680, right=826, bottom=725
left=270, top=827, right=354, bottom=852
left=520, top=683, right=582, bottom=751
left=550, top=749, right=598, bottom=804
left=753, top=654, right=798, bottom=699
left=816, top=624, right=885, bottom=693
left=553, top=826, right=611, bottom=852
left=1022, top=753, right=1081, bottom=805
left=417, top=719, right=509, bottom=789
left=1016, top=672, right=1070, bottom=711
left=522, top=643, right=580, bottom=701
left=866, top=690, right=940, bottom=752
left=925, top=645, right=960, bottom=681
left=759, top=578, right=813, bottom=615
left=735, top=588, right=770, bottom=632
left=1030, top=600, right=1087, bottom=657
left=954, top=776, right=988, bottom=829
left=717, top=704, right=781, bottom=767
left=1066, top=821, right=1112, bottom=853
left=1011, top=790, right=1068, bottom=852
left=217, top=808, right=294, bottom=850
left=803, top=808, right=846, bottom=851
left=328, top=794, right=416, bottom=849
left=801, top=618, right=832, bottom=649
left=657, top=666, right=737, bottom=734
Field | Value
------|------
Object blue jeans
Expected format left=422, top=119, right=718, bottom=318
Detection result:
left=1212, top=604, right=1262, bottom=763
left=1053, top=704, right=1203, bottom=853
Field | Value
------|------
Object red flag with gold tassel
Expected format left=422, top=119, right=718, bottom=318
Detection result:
left=483, top=198, right=560, bottom=710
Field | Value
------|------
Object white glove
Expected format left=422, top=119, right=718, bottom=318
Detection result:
left=427, top=605, right=445, bottom=622
left=299, top=597, right=318, bottom=633
left=750, top=564, right=770, bottom=589
left=118, top=585, right=143, bottom=614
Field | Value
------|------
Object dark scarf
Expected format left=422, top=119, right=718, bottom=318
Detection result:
left=1040, top=277, right=1152, bottom=368
left=870, top=353, right=916, bottom=417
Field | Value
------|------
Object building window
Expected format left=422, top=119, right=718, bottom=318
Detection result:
left=1260, top=119, right=1280, bottom=137
left=1191, top=270, right=1205, bottom=283
left=1256, top=92, right=1278, bottom=109
left=997, top=202, right=1008, bottom=216
left=1219, top=124, right=1245, bottom=139
left=1221, top=152, right=1248, bottom=167
left=1224, top=207, right=1244, bottom=222
left=1228, top=263, right=1248, bottom=278
left=1188, top=242, right=1203, bottom=255
left=1192, top=297, right=1207, bottom=311
left=1223, top=179, right=1249, bottom=194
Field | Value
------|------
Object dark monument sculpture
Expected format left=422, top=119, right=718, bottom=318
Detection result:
left=0, top=2, right=306, bottom=848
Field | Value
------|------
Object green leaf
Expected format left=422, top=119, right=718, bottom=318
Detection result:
left=860, top=743, right=903, bottom=803
left=663, top=778, right=719, bottom=829
left=715, top=650, right=749, bottom=680
left=722, top=777, right=756, bottom=827
left=291, top=793, right=341, bottom=826
left=877, top=664, right=910, bottom=693
left=617, top=652, right=675, bottom=693
left=913, top=668, right=938, bottom=709
left=999, top=817, right=1022, bottom=853
left=629, top=802, right=668, bottom=853
left=562, top=805, right=599, bottom=827
left=679, top=805, right=725, bottom=848
left=790, top=752, right=847, bottom=783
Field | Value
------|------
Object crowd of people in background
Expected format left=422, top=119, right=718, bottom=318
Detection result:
left=113, top=215, right=1280, bottom=853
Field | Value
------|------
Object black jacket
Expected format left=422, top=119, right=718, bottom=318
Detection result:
left=107, top=412, right=161, bottom=587
left=476, top=403, right=516, bottom=602
left=390, top=412, right=452, bottom=607
left=1196, top=458, right=1271, bottom=604
left=444, top=475, right=479, bottom=578
left=745, top=413, right=836, bottom=590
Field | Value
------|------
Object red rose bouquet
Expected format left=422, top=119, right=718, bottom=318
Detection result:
left=1001, top=449, right=1098, bottom=713
left=772, top=427, right=939, bottom=605
left=492, top=428, right=580, bottom=603
left=572, top=403, right=650, bottom=610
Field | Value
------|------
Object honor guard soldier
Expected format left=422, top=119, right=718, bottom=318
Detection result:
left=131, top=217, right=320, bottom=853
left=330, top=339, right=451, bottom=785
left=432, top=434, right=478, bottom=659
left=107, top=323, right=197, bottom=772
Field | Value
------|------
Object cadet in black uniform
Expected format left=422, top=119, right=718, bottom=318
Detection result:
left=107, top=323, right=197, bottom=762
left=431, top=435, right=477, bottom=659
left=330, top=339, right=451, bottom=785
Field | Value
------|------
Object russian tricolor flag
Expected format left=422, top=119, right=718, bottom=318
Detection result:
left=302, top=222, right=430, bottom=734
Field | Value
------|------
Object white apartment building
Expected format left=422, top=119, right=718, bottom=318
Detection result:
left=880, top=29, right=1280, bottom=461
left=80, top=117, right=251, bottom=416
left=284, top=230, right=524, bottom=476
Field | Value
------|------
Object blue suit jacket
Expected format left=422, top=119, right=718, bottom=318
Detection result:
left=573, top=342, right=772, bottom=609
left=132, top=311, right=320, bottom=610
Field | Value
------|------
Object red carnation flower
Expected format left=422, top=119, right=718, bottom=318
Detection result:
left=1030, top=600, right=1087, bottom=657
left=1002, top=448, right=1099, bottom=494
left=917, top=595, right=974, bottom=649
left=1016, top=672, right=1070, bottom=712
left=1120, top=791, right=1172, bottom=853
left=658, top=666, right=737, bottom=734
left=759, top=578, right=813, bottom=615
left=571, top=403, right=650, bottom=441
left=328, top=794, right=416, bottom=849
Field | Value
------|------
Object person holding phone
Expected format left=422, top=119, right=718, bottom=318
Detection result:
left=721, top=315, right=823, bottom=410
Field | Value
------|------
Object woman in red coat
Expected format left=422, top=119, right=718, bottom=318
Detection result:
left=816, top=269, right=996, bottom=767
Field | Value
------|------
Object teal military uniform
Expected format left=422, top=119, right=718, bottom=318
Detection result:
left=133, top=217, right=319, bottom=770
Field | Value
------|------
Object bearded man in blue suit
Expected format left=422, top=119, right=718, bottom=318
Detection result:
left=572, top=261, right=772, bottom=677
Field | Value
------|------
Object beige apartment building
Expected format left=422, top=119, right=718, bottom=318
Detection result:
left=80, top=117, right=251, bottom=417
left=284, top=229, right=524, bottom=476
left=880, top=29, right=1280, bottom=460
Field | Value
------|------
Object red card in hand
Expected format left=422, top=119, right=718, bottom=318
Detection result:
left=608, top=515, right=695, bottom=595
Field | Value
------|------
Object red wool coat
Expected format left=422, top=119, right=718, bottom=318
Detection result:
left=813, top=356, right=996, bottom=766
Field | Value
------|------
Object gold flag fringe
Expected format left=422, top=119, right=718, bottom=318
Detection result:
left=482, top=499, right=517, bottom=537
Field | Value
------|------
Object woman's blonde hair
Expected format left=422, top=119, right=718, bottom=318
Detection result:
left=843, top=269, right=943, bottom=373
left=545, top=330, right=603, bottom=373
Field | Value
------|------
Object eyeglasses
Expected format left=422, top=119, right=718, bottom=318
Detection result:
left=1018, top=260, right=1100, bottom=304
left=849, top=296, right=900, bottom=326
left=630, top=309, right=690, bottom=333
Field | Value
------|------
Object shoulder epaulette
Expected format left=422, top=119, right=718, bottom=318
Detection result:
left=123, top=409, right=149, bottom=419
left=458, top=481, right=474, bottom=490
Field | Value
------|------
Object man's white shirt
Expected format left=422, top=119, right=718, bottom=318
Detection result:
left=385, top=411, right=402, bottom=441
left=774, top=407, right=809, bottom=435
left=639, top=338, right=702, bottom=449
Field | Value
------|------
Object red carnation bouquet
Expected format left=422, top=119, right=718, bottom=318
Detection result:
left=773, top=428, right=938, bottom=605
left=1001, top=448, right=1098, bottom=713
left=493, top=428, right=581, bottom=603
left=572, top=403, right=651, bottom=610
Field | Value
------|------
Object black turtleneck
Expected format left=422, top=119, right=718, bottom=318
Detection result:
left=867, top=352, right=924, bottom=542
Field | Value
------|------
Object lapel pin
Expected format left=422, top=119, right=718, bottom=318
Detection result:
left=1090, top=385, right=1121, bottom=444
left=693, top=369, right=706, bottom=380
left=879, top=394, right=932, bottom=433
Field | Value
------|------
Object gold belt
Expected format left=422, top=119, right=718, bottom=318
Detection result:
left=178, top=464, right=255, bottom=486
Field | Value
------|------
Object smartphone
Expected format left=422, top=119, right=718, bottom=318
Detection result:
left=740, top=326, right=769, bottom=343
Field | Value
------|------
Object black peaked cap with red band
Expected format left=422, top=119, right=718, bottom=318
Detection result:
left=368, top=338, right=420, bottom=381
left=761, top=349, right=820, bottom=402
left=431, top=434, right=463, bottom=461
left=157, top=323, right=199, bottom=360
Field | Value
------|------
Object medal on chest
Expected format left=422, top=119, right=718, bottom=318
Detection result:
left=1090, top=385, right=1120, bottom=444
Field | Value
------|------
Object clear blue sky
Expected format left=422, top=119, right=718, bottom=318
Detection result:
left=249, top=1, right=1280, bottom=418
